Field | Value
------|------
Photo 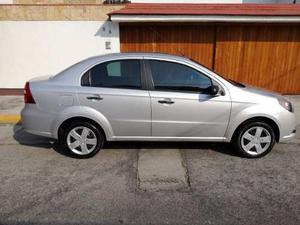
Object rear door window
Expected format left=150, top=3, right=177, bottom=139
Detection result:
left=81, top=60, right=142, bottom=89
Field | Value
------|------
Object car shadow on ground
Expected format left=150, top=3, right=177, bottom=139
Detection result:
left=104, top=141, right=237, bottom=156
left=13, top=123, right=238, bottom=158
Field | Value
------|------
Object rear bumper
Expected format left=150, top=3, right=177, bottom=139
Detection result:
left=21, top=104, right=54, bottom=138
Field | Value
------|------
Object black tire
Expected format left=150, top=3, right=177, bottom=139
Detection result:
left=232, top=121, right=276, bottom=158
left=61, top=121, right=104, bottom=158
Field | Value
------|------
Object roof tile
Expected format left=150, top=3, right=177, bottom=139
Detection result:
left=109, top=3, right=300, bottom=16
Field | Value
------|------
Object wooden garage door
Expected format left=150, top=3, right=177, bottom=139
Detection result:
left=120, top=24, right=300, bottom=94
left=120, top=24, right=215, bottom=69
left=215, top=25, right=300, bottom=94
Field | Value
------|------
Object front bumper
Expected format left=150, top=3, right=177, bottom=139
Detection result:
left=281, top=129, right=297, bottom=141
left=277, top=110, right=297, bottom=142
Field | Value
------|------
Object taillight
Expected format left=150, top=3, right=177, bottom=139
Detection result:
left=24, top=82, right=35, bottom=104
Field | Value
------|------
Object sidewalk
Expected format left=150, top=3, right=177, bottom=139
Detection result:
left=0, top=95, right=23, bottom=124
left=0, top=95, right=299, bottom=124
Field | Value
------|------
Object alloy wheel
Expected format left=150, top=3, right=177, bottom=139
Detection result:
left=241, top=126, right=272, bottom=156
left=66, top=126, right=98, bottom=155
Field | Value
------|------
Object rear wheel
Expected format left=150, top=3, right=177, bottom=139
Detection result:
left=233, top=121, right=276, bottom=158
left=62, top=121, right=104, bottom=158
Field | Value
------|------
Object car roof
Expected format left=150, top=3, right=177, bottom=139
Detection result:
left=84, top=52, right=191, bottom=63
left=52, top=52, right=193, bottom=83
left=51, top=52, right=226, bottom=86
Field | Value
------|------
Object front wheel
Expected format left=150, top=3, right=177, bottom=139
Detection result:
left=233, top=121, right=276, bottom=158
left=62, top=121, right=104, bottom=158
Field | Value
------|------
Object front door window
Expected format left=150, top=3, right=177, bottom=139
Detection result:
left=149, top=60, right=212, bottom=93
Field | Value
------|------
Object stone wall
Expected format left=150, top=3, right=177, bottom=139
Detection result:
left=13, top=0, right=105, bottom=4
left=0, top=4, right=123, bottom=20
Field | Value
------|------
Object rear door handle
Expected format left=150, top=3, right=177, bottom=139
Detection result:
left=158, top=98, right=174, bottom=104
left=86, top=94, right=103, bottom=101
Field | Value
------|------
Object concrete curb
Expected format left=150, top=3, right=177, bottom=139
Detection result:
left=0, top=115, right=20, bottom=124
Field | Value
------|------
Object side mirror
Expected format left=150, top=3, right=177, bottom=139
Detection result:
left=209, top=85, right=219, bottom=95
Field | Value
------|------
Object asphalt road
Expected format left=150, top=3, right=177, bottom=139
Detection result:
left=0, top=124, right=299, bottom=225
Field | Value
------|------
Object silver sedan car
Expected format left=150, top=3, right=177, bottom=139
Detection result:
left=21, top=53, right=296, bottom=158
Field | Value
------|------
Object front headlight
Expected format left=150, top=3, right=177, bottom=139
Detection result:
left=277, top=97, right=294, bottom=113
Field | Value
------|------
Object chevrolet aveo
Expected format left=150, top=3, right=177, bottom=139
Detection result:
left=21, top=53, right=296, bottom=158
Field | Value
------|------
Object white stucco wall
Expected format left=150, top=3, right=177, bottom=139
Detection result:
left=0, top=0, right=13, bottom=3
left=0, top=21, right=120, bottom=88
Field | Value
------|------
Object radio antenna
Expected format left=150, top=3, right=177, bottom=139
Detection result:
left=147, top=26, right=187, bottom=58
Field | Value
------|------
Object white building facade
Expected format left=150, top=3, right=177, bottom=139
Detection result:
left=0, top=21, right=119, bottom=88
left=0, top=0, right=298, bottom=89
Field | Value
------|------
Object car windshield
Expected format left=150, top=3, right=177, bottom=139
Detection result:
left=227, top=79, right=246, bottom=88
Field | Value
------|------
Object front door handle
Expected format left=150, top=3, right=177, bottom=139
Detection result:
left=158, top=98, right=175, bottom=104
left=86, top=94, right=103, bottom=101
